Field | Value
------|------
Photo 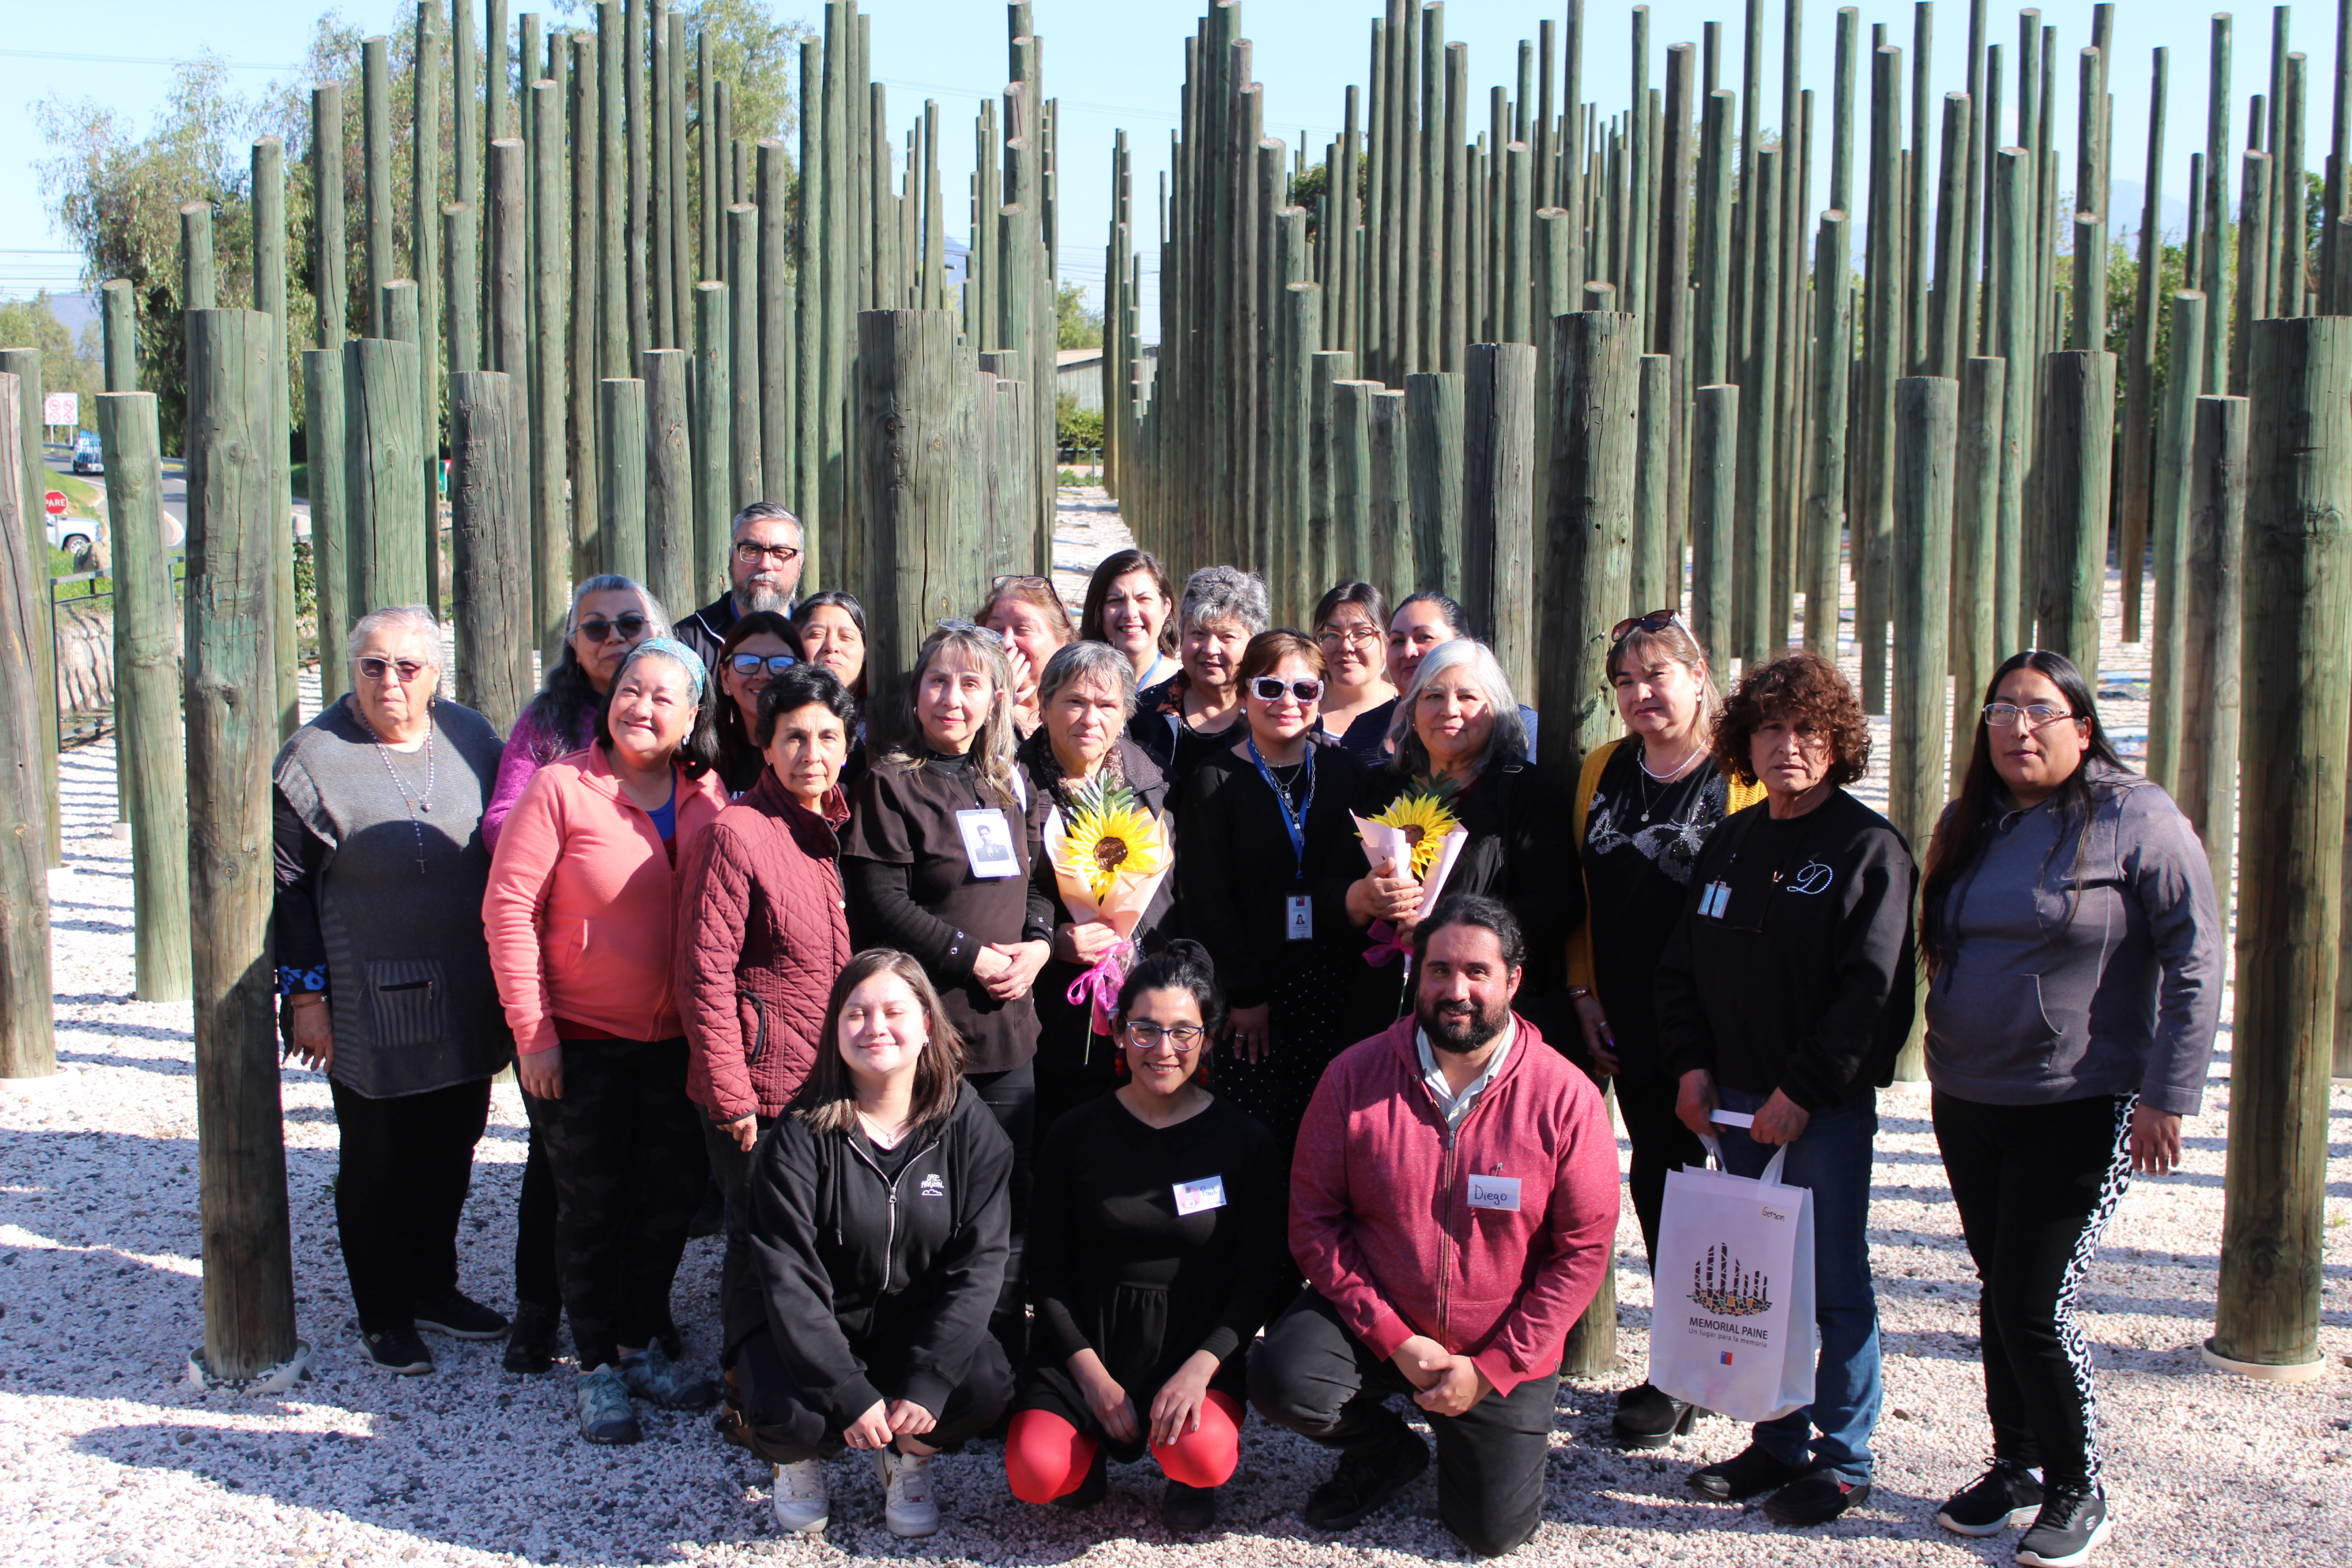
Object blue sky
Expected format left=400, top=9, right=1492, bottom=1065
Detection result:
left=0, top=1, right=2325, bottom=329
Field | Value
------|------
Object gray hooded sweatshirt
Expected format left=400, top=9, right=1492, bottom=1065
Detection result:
left=1923, top=760, right=2221, bottom=1115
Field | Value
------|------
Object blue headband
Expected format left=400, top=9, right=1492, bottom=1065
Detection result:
left=624, top=636, right=708, bottom=701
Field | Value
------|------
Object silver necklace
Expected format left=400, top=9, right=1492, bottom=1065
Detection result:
left=357, top=705, right=438, bottom=874
left=1633, top=742, right=1702, bottom=823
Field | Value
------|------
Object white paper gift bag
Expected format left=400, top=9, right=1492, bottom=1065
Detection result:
left=1648, top=1118, right=1818, bottom=1424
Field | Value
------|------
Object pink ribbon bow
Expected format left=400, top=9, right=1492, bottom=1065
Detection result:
left=1363, top=920, right=1411, bottom=969
left=1066, top=939, right=1137, bottom=1038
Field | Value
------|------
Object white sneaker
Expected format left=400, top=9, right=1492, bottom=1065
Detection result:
left=873, top=1448, right=941, bottom=1538
left=771, top=1459, right=829, bottom=1534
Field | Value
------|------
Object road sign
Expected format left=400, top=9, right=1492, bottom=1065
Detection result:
left=42, top=393, right=78, bottom=427
left=44, top=491, right=67, bottom=518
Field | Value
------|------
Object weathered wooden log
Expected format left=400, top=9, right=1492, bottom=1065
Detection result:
left=598, top=376, right=648, bottom=585
left=363, top=37, right=393, bottom=337
left=250, top=135, right=298, bottom=738
left=183, top=308, right=299, bottom=1382
left=758, top=141, right=797, bottom=514
left=449, top=371, right=532, bottom=736
left=2210, top=314, right=2352, bottom=1377
left=1950, top=355, right=2005, bottom=794
left=529, top=82, right=568, bottom=661
left=1369, top=387, right=1413, bottom=599
left=304, top=351, right=349, bottom=701
left=2034, top=349, right=2117, bottom=668
left=1405, top=370, right=1466, bottom=607
left=1465, top=343, right=1537, bottom=699
left=2119, top=47, right=2168, bottom=644
left=343, top=336, right=427, bottom=612
left=1632, top=353, right=1673, bottom=615
left=643, top=348, right=693, bottom=615
left=0, top=373, right=56, bottom=1076
left=0, top=346, right=57, bottom=867
left=1330, top=378, right=1375, bottom=589
left=728, top=205, right=765, bottom=512
left=2174, top=393, right=2246, bottom=907
left=1690, top=383, right=1738, bottom=657
left=1804, top=212, right=1852, bottom=654
left=1890, top=374, right=1957, bottom=881
left=2146, top=290, right=2208, bottom=794
left=693, top=281, right=734, bottom=604
left=312, top=84, right=347, bottom=348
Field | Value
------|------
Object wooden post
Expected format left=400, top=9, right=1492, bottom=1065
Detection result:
left=101, top=278, right=137, bottom=391
left=728, top=205, right=764, bottom=510
left=1369, top=388, right=1413, bottom=599
left=1632, top=353, right=1673, bottom=614
left=1805, top=212, right=1852, bottom=653
left=530, top=80, right=568, bottom=662
left=183, top=308, right=301, bottom=1384
left=2209, top=314, right=2352, bottom=1379
left=448, top=371, right=532, bottom=735
left=251, top=136, right=299, bottom=738
left=304, top=353, right=350, bottom=700
left=2035, top=350, right=2117, bottom=668
left=2175, top=393, right=2247, bottom=909
left=94, top=391, right=192, bottom=1002
left=1465, top=343, right=1538, bottom=698
left=2119, top=48, right=2168, bottom=643
left=344, top=336, right=427, bottom=612
left=312, top=84, right=347, bottom=350
left=1890, top=376, right=1957, bottom=937
left=600, top=377, right=649, bottom=584
left=364, top=37, right=393, bottom=338
left=757, top=142, right=796, bottom=514
left=0, top=373, right=55, bottom=1077
left=1950, top=356, right=2006, bottom=794
left=1690, top=384, right=1739, bottom=658
left=1735, top=144, right=1783, bottom=670
left=643, top=348, right=694, bottom=615
left=2146, top=291, right=2209, bottom=794
left=1407, top=370, right=1467, bottom=606
left=2232, top=151, right=2273, bottom=396
left=693, top=280, right=734, bottom=603
left=415, top=7, right=444, bottom=617
left=1989, top=148, right=2035, bottom=654
left=568, top=33, right=604, bottom=587
left=0, top=346, right=56, bottom=867
left=444, top=203, right=480, bottom=376
left=1330, top=378, right=1375, bottom=588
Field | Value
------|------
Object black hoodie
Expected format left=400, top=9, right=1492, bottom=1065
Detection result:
left=733, top=1079, right=1013, bottom=1424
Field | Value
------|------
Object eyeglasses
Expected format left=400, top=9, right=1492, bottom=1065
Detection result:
left=1316, top=624, right=1381, bottom=650
left=1983, top=701, right=2076, bottom=729
left=934, top=618, right=1005, bottom=642
left=1123, top=1021, right=1205, bottom=1051
left=356, top=656, right=429, bottom=683
left=576, top=613, right=649, bottom=643
left=729, top=653, right=797, bottom=677
left=1610, top=608, right=1687, bottom=644
left=1249, top=676, right=1325, bottom=704
left=734, top=541, right=804, bottom=568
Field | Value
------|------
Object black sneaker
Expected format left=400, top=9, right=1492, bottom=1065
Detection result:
left=414, top=1289, right=510, bottom=1340
left=1302, top=1419, right=1431, bottom=1531
left=503, top=1301, right=561, bottom=1375
left=1936, top=1458, right=2043, bottom=1536
left=1160, top=1478, right=1220, bottom=1533
left=2016, top=1482, right=2113, bottom=1567
left=1054, top=1446, right=1107, bottom=1510
left=1761, top=1469, right=1871, bottom=1526
left=1612, top=1384, right=1701, bottom=1450
left=359, top=1327, right=434, bottom=1375
left=1688, top=1443, right=1808, bottom=1501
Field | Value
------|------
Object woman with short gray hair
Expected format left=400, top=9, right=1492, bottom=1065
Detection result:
left=1018, top=639, right=1178, bottom=1139
left=274, top=605, right=511, bottom=1376
left=1130, top=565, right=1270, bottom=785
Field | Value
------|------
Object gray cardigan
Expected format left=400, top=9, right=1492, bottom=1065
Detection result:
left=1923, top=760, right=2222, bottom=1115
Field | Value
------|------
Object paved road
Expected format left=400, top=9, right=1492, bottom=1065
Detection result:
left=42, top=446, right=309, bottom=548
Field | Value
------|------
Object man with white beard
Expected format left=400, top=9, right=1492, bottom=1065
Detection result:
left=677, top=502, right=808, bottom=672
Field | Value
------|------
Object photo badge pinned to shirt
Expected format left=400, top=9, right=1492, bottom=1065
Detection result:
left=1172, top=1175, right=1228, bottom=1215
left=1285, top=893, right=1314, bottom=941
left=956, top=808, right=1022, bottom=878
left=1698, top=878, right=1733, bottom=920
left=1466, top=1173, right=1522, bottom=1211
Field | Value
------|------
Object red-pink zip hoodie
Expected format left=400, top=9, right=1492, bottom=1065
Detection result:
left=1290, top=1014, right=1620, bottom=1396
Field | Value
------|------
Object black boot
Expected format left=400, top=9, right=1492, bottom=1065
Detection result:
left=502, top=1301, right=561, bottom=1375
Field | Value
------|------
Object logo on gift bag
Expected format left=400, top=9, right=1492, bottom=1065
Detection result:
left=1690, top=1243, right=1774, bottom=1317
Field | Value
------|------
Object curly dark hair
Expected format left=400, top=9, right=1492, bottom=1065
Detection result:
left=1710, top=650, right=1869, bottom=789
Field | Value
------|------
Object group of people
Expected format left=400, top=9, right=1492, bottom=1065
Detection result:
left=272, top=500, right=2221, bottom=1565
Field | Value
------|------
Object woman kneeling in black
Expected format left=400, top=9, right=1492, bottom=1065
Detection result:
left=732, top=949, right=1015, bottom=1541
left=1004, top=941, right=1286, bottom=1533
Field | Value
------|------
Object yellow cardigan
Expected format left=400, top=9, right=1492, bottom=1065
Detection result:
left=1563, top=737, right=1767, bottom=992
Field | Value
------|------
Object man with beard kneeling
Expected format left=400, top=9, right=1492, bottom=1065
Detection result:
left=1249, top=894, right=1620, bottom=1557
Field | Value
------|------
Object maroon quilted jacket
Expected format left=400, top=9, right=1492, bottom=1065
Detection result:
left=676, top=768, right=854, bottom=1122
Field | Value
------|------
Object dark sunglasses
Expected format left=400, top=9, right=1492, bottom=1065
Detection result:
left=730, top=653, right=797, bottom=678
left=1249, top=676, right=1324, bottom=704
left=356, top=656, right=429, bottom=683
left=576, top=613, right=649, bottom=643
left=1610, top=608, right=1686, bottom=644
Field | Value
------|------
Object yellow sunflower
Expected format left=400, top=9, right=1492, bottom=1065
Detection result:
left=1369, top=789, right=1462, bottom=879
left=1057, top=779, right=1169, bottom=903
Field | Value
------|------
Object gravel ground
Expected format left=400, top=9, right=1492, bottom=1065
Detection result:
left=2, top=494, right=2348, bottom=1568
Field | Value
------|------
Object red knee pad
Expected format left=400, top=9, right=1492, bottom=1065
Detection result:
left=1006, top=1408, right=1098, bottom=1503
left=1152, top=1389, right=1244, bottom=1489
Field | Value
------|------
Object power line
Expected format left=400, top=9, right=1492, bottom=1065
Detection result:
left=0, top=48, right=304, bottom=71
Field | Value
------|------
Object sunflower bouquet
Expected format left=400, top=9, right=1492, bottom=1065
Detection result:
left=1352, top=778, right=1471, bottom=968
left=1043, top=776, right=1175, bottom=1032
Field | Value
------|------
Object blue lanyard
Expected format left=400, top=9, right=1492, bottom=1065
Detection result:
left=1246, top=737, right=1316, bottom=881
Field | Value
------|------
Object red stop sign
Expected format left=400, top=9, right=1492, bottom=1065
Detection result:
left=43, top=490, right=66, bottom=517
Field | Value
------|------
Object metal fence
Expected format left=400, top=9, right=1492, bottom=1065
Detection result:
left=50, top=555, right=186, bottom=752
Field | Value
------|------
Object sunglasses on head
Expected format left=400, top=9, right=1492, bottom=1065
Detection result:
left=356, top=656, right=429, bottom=683
left=1249, top=675, right=1324, bottom=704
left=576, top=613, right=649, bottom=643
left=729, top=652, right=797, bottom=677
left=1610, top=608, right=1686, bottom=644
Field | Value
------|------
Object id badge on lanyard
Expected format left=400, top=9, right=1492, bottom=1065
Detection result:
left=1249, top=737, right=1318, bottom=943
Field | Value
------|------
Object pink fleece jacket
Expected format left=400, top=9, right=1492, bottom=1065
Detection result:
left=482, top=745, right=728, bottom=1055
left=1290, top=1015, right=1621, bottom=1396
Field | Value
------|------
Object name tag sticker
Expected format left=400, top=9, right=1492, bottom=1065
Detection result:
left=1467, top=1174, right=1522, bottom=1211
left=957, top=809, right=1022, bottom=878
left=1173, top=1175, right=1227, bottom=1215
left=1285, top=894, right=1314, bottom=941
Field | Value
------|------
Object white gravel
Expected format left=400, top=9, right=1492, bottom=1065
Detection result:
left=2, top=493, right=2347, bottom=1567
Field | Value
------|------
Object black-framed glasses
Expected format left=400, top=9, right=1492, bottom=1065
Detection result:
left=576, top=613, right=649, bottom=643
left=729, top=653, right=797, bottom=678
left=1249, top=676, right=1324, bottom=704
left=1983, top=701, right=2075, bottom=730
left=1124, top=1021, right=1205, bottom=1051
left=356, top=656, right=429, bottom=683
left=734, top=540, right=804, bottom=568
left=1610, top=608, right=1686, bottom=643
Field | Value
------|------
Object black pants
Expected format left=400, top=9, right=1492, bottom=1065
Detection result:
left=523, top=1036, right=707, bottom=1370
left=1933, top=1089, right=2136, bottom=1488
left=329, top=1077, right=493, bottom=1334
left=514, top=1121, right=561, bottom=1309
left=1616, top=1067, right=1705, bottom=1269
left=967, top=1061, right=1034, bottom=1356
left=734, top=1320, right=1014, bottom=1465
left=702, top=1112, right=774, bottom=1324
left=1249, top=1288, right=1559, bottom=1558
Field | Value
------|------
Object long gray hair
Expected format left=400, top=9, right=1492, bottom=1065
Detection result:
left=1388, top=636, right=1529, bottom=777
left=892, top=623, right=1024, bottom=809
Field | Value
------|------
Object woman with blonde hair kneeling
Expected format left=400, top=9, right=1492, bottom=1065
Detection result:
left=733, top=950, right=1015, bottom=1540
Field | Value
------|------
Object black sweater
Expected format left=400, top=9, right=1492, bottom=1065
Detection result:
left=1026, top=1092, right=1286, bottom=1396
left=736, top=1082, right=1014, bottom=1423
left=1174, top=738, right=1374, bottom=1011
left=1654, top=789, right=1918, bottom=1111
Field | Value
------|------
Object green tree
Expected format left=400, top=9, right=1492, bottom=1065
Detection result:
left=0, top=293, right=103, bottom=422
left=1056, top=280, right=1102, bottom=349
